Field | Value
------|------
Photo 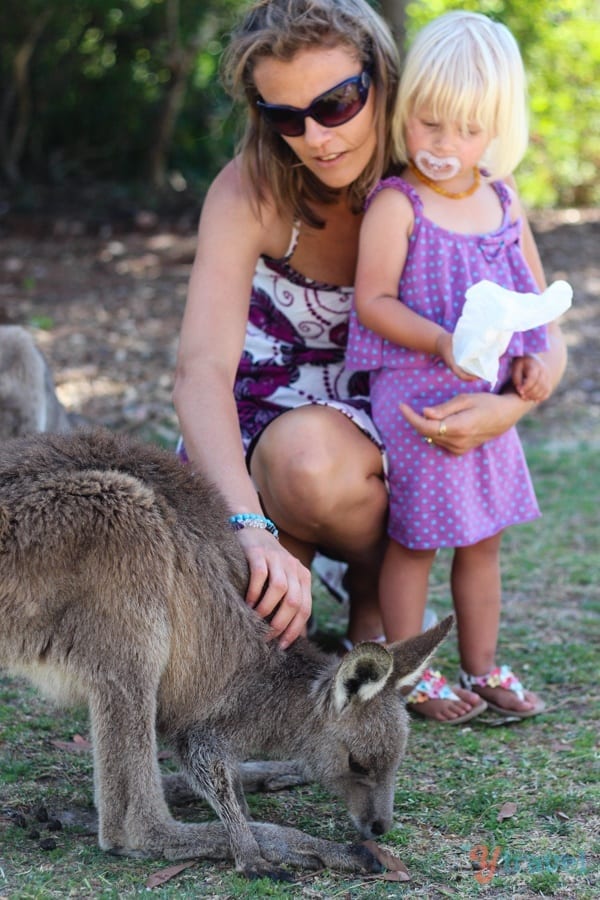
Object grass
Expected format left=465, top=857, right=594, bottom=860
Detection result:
left=1, top=438, right=598, bottom=898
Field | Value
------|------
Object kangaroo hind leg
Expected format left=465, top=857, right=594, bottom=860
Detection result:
left=89, top=671, right=176, bottom=857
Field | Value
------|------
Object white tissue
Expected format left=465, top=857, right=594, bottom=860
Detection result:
left=452, top=279, right=573, bottom=384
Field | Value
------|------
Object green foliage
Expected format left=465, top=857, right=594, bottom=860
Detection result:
left=0, top=0, right=238, bottom=190
left=0, top=0, right=598, bottom=206
left=404, top=0, right=600, bottom=206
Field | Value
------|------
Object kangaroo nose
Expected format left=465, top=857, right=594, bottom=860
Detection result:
left=371, top=820, right=385, bottom=836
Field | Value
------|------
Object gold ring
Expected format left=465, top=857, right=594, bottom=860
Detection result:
left=438, top=421, right=447, bottom=436
left=425, top=437, right=433, bottom=444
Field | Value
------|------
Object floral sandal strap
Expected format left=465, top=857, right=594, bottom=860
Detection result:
left=459, top=665, right=525, bottom=702
left=405, top=668, right=461, bottom=706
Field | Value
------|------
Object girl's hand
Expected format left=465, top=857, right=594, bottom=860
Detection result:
left=435, top=332, right=479, bottom=382
left=236, top=527, right=312, bottom=649
left=400, top=390, right=533, bottom=456
left=512, top=354, right=552, bottom=403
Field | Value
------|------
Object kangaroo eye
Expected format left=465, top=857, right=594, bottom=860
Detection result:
left=348, top=753, right=369, bottom=776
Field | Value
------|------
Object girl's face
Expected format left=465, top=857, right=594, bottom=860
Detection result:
left=405, top=106, right=492, bottom=183
left=253, top=45, right=377, bottom=192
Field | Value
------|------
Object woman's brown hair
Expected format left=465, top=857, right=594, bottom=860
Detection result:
left=221, top=0, right=400, bottom=227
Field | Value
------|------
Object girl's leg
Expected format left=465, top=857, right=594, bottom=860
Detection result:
left=250, top=405, right=388, bottom=643
left=452, top=534, right=541, bottom=713
left=380, top=540, right=483, bottom=722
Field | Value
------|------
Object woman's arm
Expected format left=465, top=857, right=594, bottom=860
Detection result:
left=402, top=319, right=567, bottom=454
left=173, top=161, right=311, bottom=646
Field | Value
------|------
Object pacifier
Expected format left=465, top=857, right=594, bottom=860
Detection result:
left=414, top=150, right=461, bottom=181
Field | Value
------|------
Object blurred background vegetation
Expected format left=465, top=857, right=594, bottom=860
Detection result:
left=1, top=0, right=598, bottom=215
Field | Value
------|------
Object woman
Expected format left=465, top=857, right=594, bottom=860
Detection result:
left=173, top=0, right=566, bottom=691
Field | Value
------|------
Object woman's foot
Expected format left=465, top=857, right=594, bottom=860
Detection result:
left=460, top=666, right=545, bottom=718
left=406, top=668, right=487, bottom=724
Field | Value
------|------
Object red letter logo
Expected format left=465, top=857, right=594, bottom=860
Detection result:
left=470, top=844, right=501, bottom=884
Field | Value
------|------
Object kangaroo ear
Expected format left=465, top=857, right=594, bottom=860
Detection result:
left=388, top=615, right=454, bottom=690
left=333, top=642, right=393, bottom=712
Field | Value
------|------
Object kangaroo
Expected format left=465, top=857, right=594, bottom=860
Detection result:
left=0, top=427, right=453, bottom=880
left=0, top=325, right=72, bottom=438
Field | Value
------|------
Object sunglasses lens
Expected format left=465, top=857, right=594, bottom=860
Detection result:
left=313, top=82, right=364, bottom=128
left=258, top=72, right=370, bottom=137
left=260, top=108, right=305, bottom=137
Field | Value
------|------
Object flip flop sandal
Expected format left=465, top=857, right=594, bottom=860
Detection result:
left=459, top=665, right=546, bottom=718
left=406, top=668, right=487, bottom=725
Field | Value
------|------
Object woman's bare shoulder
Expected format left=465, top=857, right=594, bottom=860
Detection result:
left=203, top=158, right=288, bottom=255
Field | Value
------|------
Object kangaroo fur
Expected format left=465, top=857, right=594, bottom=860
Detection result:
left=0, top=427, right=453, bottom=879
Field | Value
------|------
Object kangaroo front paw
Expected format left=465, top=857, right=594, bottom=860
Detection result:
left=249, top=822, right=385, bottom=874
left=240, top=861, right=295, bottom=882
left=348, top=842, right=384, bottom=874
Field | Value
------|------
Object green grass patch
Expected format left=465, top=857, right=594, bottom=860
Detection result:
left=1, top=440, right=598, bottom=897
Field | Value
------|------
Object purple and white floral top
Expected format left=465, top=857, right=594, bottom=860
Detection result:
left=233, top=225, right=385, bottom=460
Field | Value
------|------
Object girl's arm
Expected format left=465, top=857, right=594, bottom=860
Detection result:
left=173, top=160, right=311, bottom=646
left=354, top=189, right=473, bottom=379
left=402, top=193, right=567, bottom=452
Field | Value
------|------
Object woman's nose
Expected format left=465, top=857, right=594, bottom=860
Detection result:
left=303, top=116, right=333, bottom=147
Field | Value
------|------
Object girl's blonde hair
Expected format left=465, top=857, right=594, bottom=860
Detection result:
left=392, top=11, right=528, bottom=180
left=221, top=0, right=400, bottom=226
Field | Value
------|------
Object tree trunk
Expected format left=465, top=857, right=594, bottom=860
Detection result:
left=0, top=10, right=51, bottom=184
left=147, top=0, right=201, bottom=190
left=379, top=0, right=408, bottom=51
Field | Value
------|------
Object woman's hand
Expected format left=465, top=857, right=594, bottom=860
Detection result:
left=236, top=527, right=312, bottom=649
left=399, top=390, right=534, bottom=455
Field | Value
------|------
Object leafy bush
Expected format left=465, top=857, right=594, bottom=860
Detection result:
left=1, top=0, right=598, bottom=207
left=405, top=0, right=600, bottom=206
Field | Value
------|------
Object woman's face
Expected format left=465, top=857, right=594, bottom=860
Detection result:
left=253, top=45, right=377, bottom=192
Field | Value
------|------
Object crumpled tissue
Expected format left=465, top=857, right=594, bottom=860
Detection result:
left=452, top=279, right=573, bottom=384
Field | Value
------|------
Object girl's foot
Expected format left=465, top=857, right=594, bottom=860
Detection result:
left=406, top=668, right=487, bottom=724
left=460, top=665, right=546, bottom=718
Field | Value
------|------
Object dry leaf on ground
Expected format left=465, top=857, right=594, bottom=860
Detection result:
left=51, top=734, right=92, bottom=752
left=146, top=860, right=196, bottom=889
left=497, top=801, right=517, bottom=821
left=362, top=840, right=411, bottom=881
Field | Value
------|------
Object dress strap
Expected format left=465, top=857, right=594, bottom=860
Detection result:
left=365, top=175, right=423, bottom=215
left=283, top=220, right=300, bottom=261
left=490, top=179, right=513, bottom=218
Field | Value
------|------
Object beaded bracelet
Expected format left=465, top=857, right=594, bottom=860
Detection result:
left=229, top=513, right=279, bottom=540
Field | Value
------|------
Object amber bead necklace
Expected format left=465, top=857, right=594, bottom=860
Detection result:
left=408, top=159, right=481, bottom=199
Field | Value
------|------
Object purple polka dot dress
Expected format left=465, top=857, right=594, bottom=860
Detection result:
left=346, top=177, right=549, bottom=550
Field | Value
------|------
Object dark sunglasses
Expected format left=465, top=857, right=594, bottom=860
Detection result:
left=256, top=70, right=372, bottom=137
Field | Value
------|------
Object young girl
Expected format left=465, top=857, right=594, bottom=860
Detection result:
left=348, top=11, right=554, bottom=723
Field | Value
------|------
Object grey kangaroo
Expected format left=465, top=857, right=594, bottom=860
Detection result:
left=0, top=428, right=452, bottom=879
left=0, top=325, right=72, bottom=438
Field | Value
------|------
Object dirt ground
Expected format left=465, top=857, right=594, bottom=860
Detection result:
left=0, top=204, right=598, bottom=447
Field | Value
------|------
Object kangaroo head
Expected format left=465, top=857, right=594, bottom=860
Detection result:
left=307, top=615, right=453, bottom=839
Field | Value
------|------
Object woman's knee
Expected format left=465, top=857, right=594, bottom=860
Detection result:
left=253, top=418, right=342, bottom=512
left=251, top=407, right=384, bottom=522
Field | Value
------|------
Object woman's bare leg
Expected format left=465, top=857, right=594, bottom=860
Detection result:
left=452, top=535, right=541, bottom=713
left=250, top=406, right=388, bottom=642
left=379, top=539, right=481, bottom=722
